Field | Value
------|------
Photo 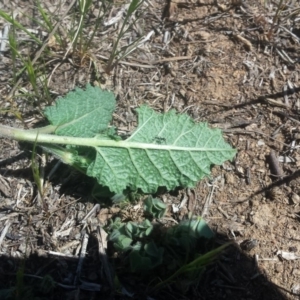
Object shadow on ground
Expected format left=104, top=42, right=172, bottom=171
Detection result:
left=0, top=229, right=293, bottom=300
left=0, top=140, right=299, bottom=300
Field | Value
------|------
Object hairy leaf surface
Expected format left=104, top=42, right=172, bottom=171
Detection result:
left=44, top=84, right=115, bottom=137
left=86, top=106, right=236, bottom=193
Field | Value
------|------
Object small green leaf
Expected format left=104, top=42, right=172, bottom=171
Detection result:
left=137, top=219, right=153, bottom=237
left=144, top=241, right=164, bottom=259
left=107, top=217, right=123, bottom=231
left=180, top=218, right=214, bottom=239
left=164, top=217, right=214, bottom=254
left=131, top=241, right=142, bottom=251
left=125, top=222, right=138, bottom=238
left=129, top=242, right=164, bottom=271
left=108, top=229, right=121, bottom=242
left=144, top=196, right=166, bottom=219
left=153, top=201, right=167, bottom=210
left=114, top=235, right=132, bottom=251
left=142, top=219, right=152, bottom=227
left=44, top=84, right=115, bottom=137
left=145, top=227, right=153, bottom=236
left=129, top=250, right=152, bottom=272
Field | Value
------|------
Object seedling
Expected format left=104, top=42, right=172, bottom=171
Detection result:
left=0, top=84, right=236, bottom=194
left=106, top=210, right=229, bottom=290
left=144, top=196, right=166, bottom=219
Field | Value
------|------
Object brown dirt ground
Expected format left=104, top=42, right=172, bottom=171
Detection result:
left=1, top=0, right=300, bottom=299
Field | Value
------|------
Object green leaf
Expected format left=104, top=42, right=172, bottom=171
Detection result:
left=144, top=241, right=164, bottom=259
left=0, top=85, right=236, bottom=194
left=129, top=250, right=152, bottom=272
left=145, top=226, right=153, bottom=237
left=108, top=229, right=121, bottom=242
left=113, top=235, right=133, bottom=251
left=131, top=241, right=142, bottom=251
left=125, top=222, right=137, bottom=238
left=180, top=217, right=214, bottom=239
left=138, top=219, right=153, bottom=237
left=107, top=217, right=123, bottom=231
left=44, top=84, right=116, bottom=137
left=87, top=105, right=236, bottom=193
left=153, top=201, right=167, bottom=210
left=164, top=217, right=214, bottom=254
left=144, top=196, right=166, bottom=219
left=129, top=241, right=164, bottom=272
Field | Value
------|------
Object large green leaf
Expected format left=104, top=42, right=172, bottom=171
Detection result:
left=86, top=106, right=236, bottom=193
left=0, top=85, right=236, bottom=194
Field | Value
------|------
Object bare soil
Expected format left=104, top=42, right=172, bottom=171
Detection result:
left=0, top=0, right=300, bottom=299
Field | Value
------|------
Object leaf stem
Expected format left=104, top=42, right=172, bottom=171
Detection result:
left=0, top=124, right=236, bottom=153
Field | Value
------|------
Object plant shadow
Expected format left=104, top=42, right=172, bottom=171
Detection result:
left=0, top=215, right=295, bottom=300
left=0, top=145, right=299, bottom=299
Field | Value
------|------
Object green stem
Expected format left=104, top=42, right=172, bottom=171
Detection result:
left=0, top=124, right=235, bottom=153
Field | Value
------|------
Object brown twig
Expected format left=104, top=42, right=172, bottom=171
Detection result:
left=269, top=150, right=284, bottom=178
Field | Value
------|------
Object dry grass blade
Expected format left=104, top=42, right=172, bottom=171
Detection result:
left=97, top=226, right=114, bottom=288
left=6, top=0, right=77, bottom=100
